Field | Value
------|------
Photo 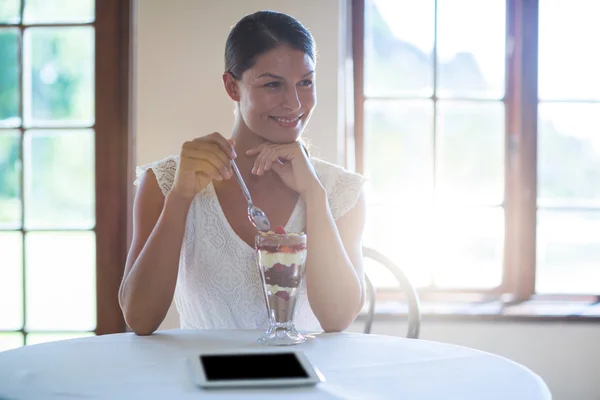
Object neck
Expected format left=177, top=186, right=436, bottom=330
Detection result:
left=230, top=116, right=276, bottom=185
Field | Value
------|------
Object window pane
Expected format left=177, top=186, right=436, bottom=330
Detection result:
left=363, top=204, right=435, bottom=287
left=437, top=0, right=505, bottom=99
left=436, top=101, right=505, bottom=205
left=364, top=0, right=434, bottom=97
left=26, top=332, right=95, bottom=346
left=364, top=100, right=434, bottom=203
left=0, top=232, right=23, bottom=330
left=364, top=205, right=504, bottom=289
left=23, top=0, right=94, bottom=24
left=537, top=210, right=600, bottom=294
left=0, top=333, right=24, bottom=352
left=364, top=258, right=402, bottom=289
left=24, top=27, right=94, bottom=127
left=0, top=0, right=21, bottom=24
left=539, top=0, right=600, bottom=100
left=25, top=231, right=96, bottom=331
left=0, top=131, right=21, bottom=228
left=24, top=129, right=95, bottom=229
left=538, top=103, right=600, bottom=207
left=0, top=28, right=21, bottom=128
left=432, top=207, right=504, bottom=289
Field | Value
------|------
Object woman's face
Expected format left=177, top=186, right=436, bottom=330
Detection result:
left=234, top=45, right=316, bottom=144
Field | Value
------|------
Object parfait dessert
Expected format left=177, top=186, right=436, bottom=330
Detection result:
left=256, top=226, right=307, bottom=345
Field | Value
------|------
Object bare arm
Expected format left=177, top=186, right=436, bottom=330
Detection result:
left=304, top=188, right=366, bottom=332
left=119, top=133, right=236, bottom=335
left=246, top=142, right=366, bottom=332
left=118, top=170, right=193, bottom=335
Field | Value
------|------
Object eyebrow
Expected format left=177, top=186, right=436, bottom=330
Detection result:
left=256, top=71, right=315, bottom=80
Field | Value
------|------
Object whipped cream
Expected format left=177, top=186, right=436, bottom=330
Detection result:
left=266, top=284, right=295, bottom=293
left=258, top=251, right=306, bottom=267
left=259, top=231, right=304, bottom=237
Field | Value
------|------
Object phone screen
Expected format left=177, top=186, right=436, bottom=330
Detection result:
left=200, top=353, right=310, bottom=381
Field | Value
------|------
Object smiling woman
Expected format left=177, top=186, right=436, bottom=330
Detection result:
left=118, top=11, right=366, bottom=337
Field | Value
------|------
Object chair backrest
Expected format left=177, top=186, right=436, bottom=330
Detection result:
left=362, top=246, right=421, bottom=339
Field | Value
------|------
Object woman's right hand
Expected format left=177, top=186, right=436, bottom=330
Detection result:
left=171, top=132, right=237, bottom=199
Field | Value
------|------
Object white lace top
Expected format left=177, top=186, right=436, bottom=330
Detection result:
left=135, top=156, right=364, bottom=331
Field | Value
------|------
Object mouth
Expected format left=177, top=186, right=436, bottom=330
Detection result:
left=269, top=114, right=303, bottom=128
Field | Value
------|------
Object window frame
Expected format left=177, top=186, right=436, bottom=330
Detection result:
left=95, top=0, right=132, bottom=335
left=350, top=0, right=595, bottom=305
left=0, top=0, right=131, bottom=340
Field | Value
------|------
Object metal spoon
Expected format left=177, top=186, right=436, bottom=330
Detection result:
left=230, top=159, right=271, bottom=232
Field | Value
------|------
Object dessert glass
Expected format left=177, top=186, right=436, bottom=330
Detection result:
left=255, top=232, right=307, bottom=346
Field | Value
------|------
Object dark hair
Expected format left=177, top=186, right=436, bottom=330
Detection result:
left=225, top=10, right=316, bottom=79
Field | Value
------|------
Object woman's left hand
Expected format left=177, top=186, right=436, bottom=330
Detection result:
left=246, top=141, right=323, bottom=197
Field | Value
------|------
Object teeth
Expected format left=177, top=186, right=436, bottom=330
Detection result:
left=274, top=117, right=299, bottom=123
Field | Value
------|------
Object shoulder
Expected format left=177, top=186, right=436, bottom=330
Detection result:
left=134, top=155, right=180, bottom=197
left=311, top=157, right=365, bottom=220
left=311, top=157, right=364, bottom=192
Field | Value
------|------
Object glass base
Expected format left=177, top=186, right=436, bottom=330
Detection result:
left=258, top=325, right=306, bottom=346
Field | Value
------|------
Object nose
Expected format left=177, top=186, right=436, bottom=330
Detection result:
left=282, top=86, right=301, bottom=112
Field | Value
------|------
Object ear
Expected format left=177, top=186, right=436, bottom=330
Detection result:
left=222, top=72, right=241, bottom=102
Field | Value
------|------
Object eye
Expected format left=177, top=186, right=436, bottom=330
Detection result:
left=299, top=79, right=313, bottom=87
left=264, top=81, right=282, bottom=88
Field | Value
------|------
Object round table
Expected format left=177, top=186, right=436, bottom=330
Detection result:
left=0, top=329, right=551, bottom=399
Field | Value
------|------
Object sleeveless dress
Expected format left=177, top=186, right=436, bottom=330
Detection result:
left=134, top=155, right=364, bottom=331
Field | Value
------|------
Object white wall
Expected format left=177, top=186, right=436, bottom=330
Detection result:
left=133, top=1, right=596, bottom=399
left=134, top=0, right=345, bottom=166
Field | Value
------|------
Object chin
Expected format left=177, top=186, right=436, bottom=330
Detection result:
left=267, top=119, right=309, bottom=143
left=268, top=130, right=303, bottom=144
left=254, top=125, right=303, bottom=144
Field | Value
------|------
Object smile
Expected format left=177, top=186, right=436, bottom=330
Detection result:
left=271, top=115, right=302, bottom=123
left=269, top=115, right=303, bottom=128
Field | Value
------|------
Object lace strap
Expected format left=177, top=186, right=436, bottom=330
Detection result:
left=134, top=155, right=179, bottom=197
left=313, top=158, right=365, bottom=220
left=330, top=168, right=364, bottom=220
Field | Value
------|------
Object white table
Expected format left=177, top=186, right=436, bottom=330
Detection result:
left=0, top=329, right=551, bottom=399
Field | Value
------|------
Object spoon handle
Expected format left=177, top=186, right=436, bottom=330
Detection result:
left=230, top=159, right=253, bottom=204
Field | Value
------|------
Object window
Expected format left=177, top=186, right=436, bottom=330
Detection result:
left=0, top=0, right=130, bottom=351
left=353, top=0, right=600, bottom=303
left=535, top=1, right=600, bottom=295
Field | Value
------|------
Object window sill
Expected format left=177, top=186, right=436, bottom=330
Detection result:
left=358, top=299, right=600, bottom=322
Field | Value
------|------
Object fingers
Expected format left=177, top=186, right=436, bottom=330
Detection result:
left=252, top=148, right=266, bottom=175
left=193, top=159, right=223, bottom=181
left=196, top=132, right=237, bottom=159
left=181, top=146, right=233, bottom=180
left=253, top=148, right=283, bottom=176
left=183, top=144, right=230, bottom=168
left=251, top=146, right=276, bottom=176
left=270, top=160, right=284, bottom=173
left=245, top=145, right=264, bottom=156
left=263, top=150, right=280, bottom=172
left=253, top=147, right=271, bottom=176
